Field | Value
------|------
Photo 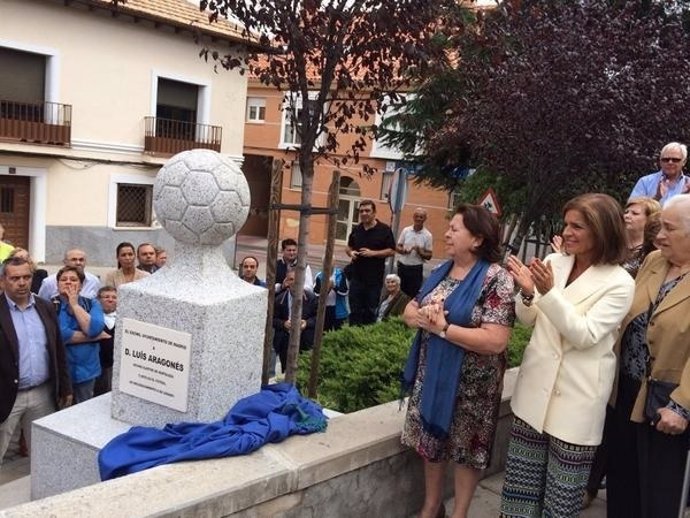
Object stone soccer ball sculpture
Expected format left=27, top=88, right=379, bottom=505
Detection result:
left=153, top=149, right=251, bottom=245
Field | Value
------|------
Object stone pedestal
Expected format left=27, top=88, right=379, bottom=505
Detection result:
left=111, top=245, right=266, bottom=427
left=31, top=394, right=127, bottom=500
left=31, top=149, right=262, bottom=498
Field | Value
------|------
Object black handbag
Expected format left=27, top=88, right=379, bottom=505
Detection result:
left=644, top=377, right=678, bottom=423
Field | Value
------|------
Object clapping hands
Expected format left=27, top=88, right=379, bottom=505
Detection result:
left=506, top=255, right=554, bottom=296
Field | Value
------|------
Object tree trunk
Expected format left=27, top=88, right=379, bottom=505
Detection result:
left=502, top=213, right=518, bottom=247
left=261, top=159, right=284, bottom=385
left=507, top=213, right=530, bottom=258
left=308, top=171, right=340, bottom=398
left=284, top=161, right=314, bottom=384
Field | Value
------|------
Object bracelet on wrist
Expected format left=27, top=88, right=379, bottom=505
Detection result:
left=438, top=323, right=450, bottom=339
left=519, top=289, right=535, bottom=306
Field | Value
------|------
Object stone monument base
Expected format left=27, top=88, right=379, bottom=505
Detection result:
left=30, top=393, right=129, bottom=500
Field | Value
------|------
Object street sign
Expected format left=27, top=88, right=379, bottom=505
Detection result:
left=388, top=168, right=408, bottom=214
left=478, top=187, right=502, bottom=217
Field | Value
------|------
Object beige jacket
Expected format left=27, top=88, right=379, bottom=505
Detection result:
left=612, top=251, right=690, bottom=422
left=511, top=253, right=635, bottom=445
left=103, top=268, right=150, bottom=290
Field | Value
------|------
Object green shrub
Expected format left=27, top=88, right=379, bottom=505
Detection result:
left=298, top=318, right=531, bottom=413
left=507, top=322, right=531, bottom=369
left=297, top=318, right=415, bottom=413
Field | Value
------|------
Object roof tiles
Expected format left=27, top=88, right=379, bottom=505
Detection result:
left=84, top=0, right=246, bottom=42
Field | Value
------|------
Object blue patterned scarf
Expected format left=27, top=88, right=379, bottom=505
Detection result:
left=402, top=259, right=490, bottom=438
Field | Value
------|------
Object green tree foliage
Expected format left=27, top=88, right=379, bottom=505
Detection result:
left=200, top=0, right=466, bottom=382
left=383, top=0, right=690, bottom=247
left=297, top=318, right=531, bottom=413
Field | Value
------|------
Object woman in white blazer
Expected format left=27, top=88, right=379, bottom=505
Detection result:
left=500, top=193, right=635, bottom=518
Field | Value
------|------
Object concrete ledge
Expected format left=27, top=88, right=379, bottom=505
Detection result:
left=2, top=400, right=410, bottom=518
left=2, top=369, right=518, bottom=518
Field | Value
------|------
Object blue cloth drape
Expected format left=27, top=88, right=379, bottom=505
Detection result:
left=98, top=383, right=327, bottom=480
left=402, top=259, right=490, bottom=438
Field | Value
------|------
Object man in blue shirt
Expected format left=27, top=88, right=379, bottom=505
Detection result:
left=629, top=142, right=690, bottom=206
left=0, top=257, right=72, bottom=463
left=38, top=248, right=101, bottom=300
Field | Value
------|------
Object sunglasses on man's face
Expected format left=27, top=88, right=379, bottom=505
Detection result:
left=660, top=157, right=683, bottom=163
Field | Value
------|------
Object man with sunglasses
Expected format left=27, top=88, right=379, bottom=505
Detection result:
left=630, top=142, right=690, bottom=206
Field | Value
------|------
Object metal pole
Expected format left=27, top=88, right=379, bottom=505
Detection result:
left=387, top=168, right=407, bottom=275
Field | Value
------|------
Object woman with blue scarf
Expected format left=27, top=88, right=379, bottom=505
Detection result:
left=54, top=265, right=105, bottom=404
left=401, top=204, right=515, bottom=518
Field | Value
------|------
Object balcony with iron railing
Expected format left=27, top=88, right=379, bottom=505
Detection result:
left=0, top=100, right=72, bottom=146
left=144, top=116, right=222, bottom=155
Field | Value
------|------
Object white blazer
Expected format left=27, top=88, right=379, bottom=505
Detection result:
left=511, top=253, right=635, bottom=446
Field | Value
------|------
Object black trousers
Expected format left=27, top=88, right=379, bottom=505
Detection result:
left=585, top=419, right=608, bottom=496
left=397, top=262, right=423, bottom=299
left=607, top=374, right=690, bottom=518
left=324, top=306, right=345, bottom=332
left=272, top=327, right=315, bottom=372
left=348, top=278, right=381, bottom=326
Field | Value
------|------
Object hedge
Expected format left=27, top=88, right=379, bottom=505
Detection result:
left=297, top=318, right=531, bottom=414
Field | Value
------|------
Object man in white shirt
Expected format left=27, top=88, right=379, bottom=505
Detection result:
left=38, top=248, right=101, bottom=300
left=396, top=207, right=432, bottom=298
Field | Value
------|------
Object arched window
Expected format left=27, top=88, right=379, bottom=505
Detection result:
left=339, top=177, right=361, bottom=198
left=336, top=177, right=361, bottom=241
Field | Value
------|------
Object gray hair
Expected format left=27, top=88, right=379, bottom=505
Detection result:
left=664, top=194, right=690, bottom=234
left=661, top=142, right=688, bottom=162
left=385, top=273, right=401, bottom=284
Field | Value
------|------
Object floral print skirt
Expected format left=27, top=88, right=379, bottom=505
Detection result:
left=401, top=332, right=507, bottom=470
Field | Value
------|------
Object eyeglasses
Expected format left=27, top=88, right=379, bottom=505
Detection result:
left=660, top=157, right=683, bottom=163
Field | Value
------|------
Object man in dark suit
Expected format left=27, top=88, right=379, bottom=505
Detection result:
left=0, top=257, right=72, bottom=463
left=272, top=269, right=317, bottom=373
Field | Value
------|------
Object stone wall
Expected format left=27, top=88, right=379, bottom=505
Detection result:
left=1, top=370, right=516, bottom=518
left=43, top=226, right=236, bottom=266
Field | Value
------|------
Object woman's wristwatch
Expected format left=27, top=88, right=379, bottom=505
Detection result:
left=439, top=323, right=450, bottom=339
left=519, top=289, right=535, bottom=306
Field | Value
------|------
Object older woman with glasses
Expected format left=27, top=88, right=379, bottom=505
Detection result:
left=607, top=194, right=690, bottom=518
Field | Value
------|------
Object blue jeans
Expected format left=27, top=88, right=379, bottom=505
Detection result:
left=73, top=379, right=96, bottom=404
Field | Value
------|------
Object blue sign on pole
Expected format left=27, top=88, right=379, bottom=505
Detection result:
left=388, top=168, right=408, bottom=214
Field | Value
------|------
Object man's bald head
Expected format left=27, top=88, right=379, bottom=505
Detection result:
left=63, top=249, right=87, bottom=273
